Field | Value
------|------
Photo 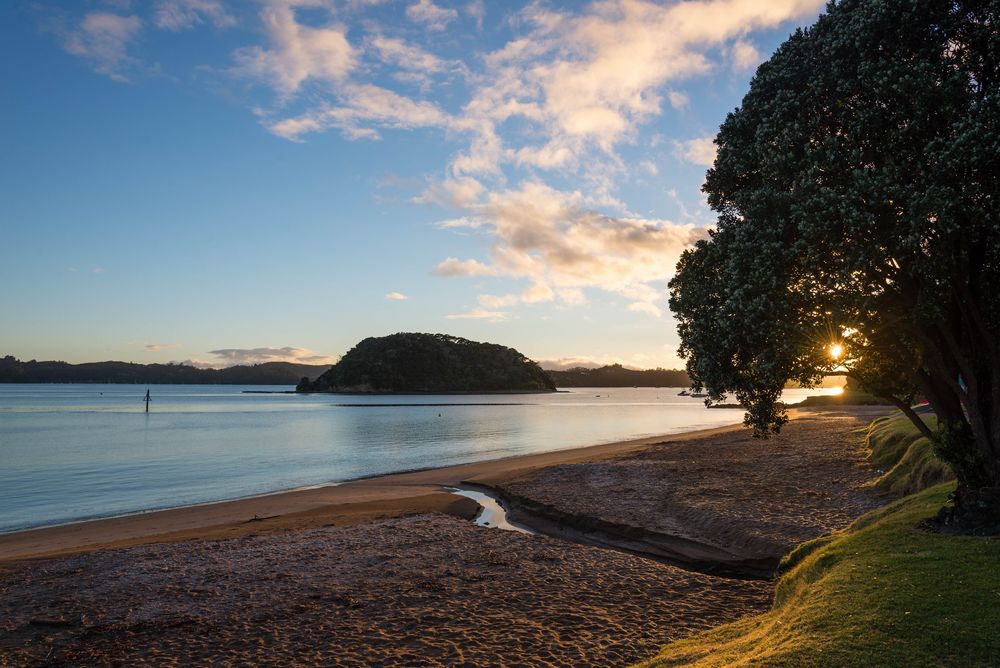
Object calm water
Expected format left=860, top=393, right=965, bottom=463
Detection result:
left=0, top=384, right=839, bottom=533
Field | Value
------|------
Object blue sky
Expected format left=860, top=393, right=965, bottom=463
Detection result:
left=1, top=0, right=826, bottom=369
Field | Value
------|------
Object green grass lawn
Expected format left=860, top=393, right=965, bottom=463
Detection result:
left=638, top=415, right=999, bottom=668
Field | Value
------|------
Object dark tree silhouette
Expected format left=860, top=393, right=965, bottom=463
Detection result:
left=669, top=0, right=1000, bottom=529
left=298, top=333, right=556, bottom=393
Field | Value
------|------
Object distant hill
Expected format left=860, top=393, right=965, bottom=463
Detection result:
left=297, top=333, right=556, bottom=393
left=0, top=356, right=328, bottom=385
left=545, top=364, right=690, bottom=388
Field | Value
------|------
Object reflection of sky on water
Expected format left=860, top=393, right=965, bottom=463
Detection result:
left=0, top=384, right=841, bottom=533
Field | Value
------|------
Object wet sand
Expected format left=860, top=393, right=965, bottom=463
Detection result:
left=491, top=410, right=886, bottom=574
left=0, top=408, right=890, bottom=666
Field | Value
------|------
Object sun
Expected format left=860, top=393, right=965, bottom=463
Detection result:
left=830, top=343, right=844, bottom=359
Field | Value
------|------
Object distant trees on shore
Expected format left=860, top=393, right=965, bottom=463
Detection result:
left=0, top=356, right=326, bottom=385
left=545, top=364, right=689, bottom=388
left=669, top=0, right=1000, bottom=530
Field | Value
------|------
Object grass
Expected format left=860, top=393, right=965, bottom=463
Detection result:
left=637, top=414, right=998, bottom=668
left=865, top=413, right=953, bottom=497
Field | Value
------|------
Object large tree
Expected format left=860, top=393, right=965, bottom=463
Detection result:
left=669, top=0, right=1000, bottom=529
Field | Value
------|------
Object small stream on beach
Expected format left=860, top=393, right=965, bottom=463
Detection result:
left=444, top=487, right=535, bottom=534
left=444, top=484, right=778, bottom=580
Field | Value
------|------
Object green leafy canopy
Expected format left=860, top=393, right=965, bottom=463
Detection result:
left=669, top=0, right=1000, bottom=491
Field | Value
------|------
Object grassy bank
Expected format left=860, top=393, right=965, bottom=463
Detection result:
left=638, top=415, right=998, bottom=668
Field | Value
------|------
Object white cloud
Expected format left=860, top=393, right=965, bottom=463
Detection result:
left=154, top=0, right=235, bottom=31
left=433, top=257, right=498, bottom=277
left=406, top=0, right=459, bottom=31
left=478, top=293, right=520, bottom=309
left=465, top=0, right=485, bottom=30
left=437, top=180, right=705, bottom=287
left=436, top=216, right=484, bottom=229
left=61, top=12, right=142, bottom=82
left=369, top=35, right=450, bottom=75
left=431, top=180, right=704, bottom=316
left=668, top=90, right=689, bottom=109
left=209, top=0, right=820, bottom=319
left=730, top=39, right=763, bottom=70
left=231, top=3, right=356, bottom=96
left=674, top=136, right=717, bottom=167
left=415, top=176, right=484, bottom=208
left=627, top=301, right=663, bottom=318
left=267, top=83, right=449, bottom=140
left=205, top=346, right=338, bottom=366
left=385, top=292, right=409, bottom=300
left=445, top=308, right=508, bottom=322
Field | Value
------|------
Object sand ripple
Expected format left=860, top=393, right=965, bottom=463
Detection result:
left=1, top=514, right=770, bottom=667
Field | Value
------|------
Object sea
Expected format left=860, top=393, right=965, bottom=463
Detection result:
left=0, top=384, right=841, bottom=534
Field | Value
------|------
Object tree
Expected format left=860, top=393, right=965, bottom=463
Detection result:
left=669, top=0, right=1000, bottom=529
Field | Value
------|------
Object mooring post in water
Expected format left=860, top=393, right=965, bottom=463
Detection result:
left=144, top=389, right=151, bottom=413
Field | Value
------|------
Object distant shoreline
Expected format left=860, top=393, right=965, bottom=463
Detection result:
left=295, top=388, right=560, bottom=395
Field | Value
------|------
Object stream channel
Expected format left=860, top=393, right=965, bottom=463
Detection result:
left=444, top=485, right=775, bottom=580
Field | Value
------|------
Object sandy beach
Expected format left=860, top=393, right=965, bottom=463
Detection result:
left=1, top=407, right=889, bottom=666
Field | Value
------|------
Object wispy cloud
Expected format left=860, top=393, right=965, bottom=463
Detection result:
left=674, top=136, right=717, bottom=167
left=60, top=12, right=142, bottom=82
left=385, top=292, right=409, bottom=300
left=465, top=0, right=485, bottom=30
left=204, top=346, right=338, bottom=366
left=50, top=0, right=821, bottom=324
left=445, top=308, right=508, bottom=322
left=267, top=83, right=449, bottom=141
left=406, top=0, right=459, bottom=31
left=154, top=0, right=235, bottom=31
left=144, top=342, right=181, bottom=352
left=627, top=301, right=663, bottom=318
left=535, top=355, right=651, bottom=371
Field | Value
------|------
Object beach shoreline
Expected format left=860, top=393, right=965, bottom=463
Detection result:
left=1, top=407, right=892, bottom=666
left=0, top=421, right=752, bottom=563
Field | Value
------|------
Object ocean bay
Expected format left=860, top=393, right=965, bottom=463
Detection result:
left=0, top=384, right=836, bottom=533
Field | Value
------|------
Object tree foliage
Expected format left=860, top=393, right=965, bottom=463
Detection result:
left=545, top=364, right=690, bottom=388
left=298, top=333, right=556, bottom=393
left=669, top=0, right=1000, bottom=524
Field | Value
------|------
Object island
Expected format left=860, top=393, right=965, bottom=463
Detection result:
left=296, top=333, right=556, bottom=393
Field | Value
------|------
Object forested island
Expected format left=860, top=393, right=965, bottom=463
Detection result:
left=297, top=333, right=555, bottom=393
left=545, top=364, right=689, bottom=387
left=0, top=356, right=327, bottom=385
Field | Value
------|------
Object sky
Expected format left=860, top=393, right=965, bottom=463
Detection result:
left=0, top=0, right=827, bottom=370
